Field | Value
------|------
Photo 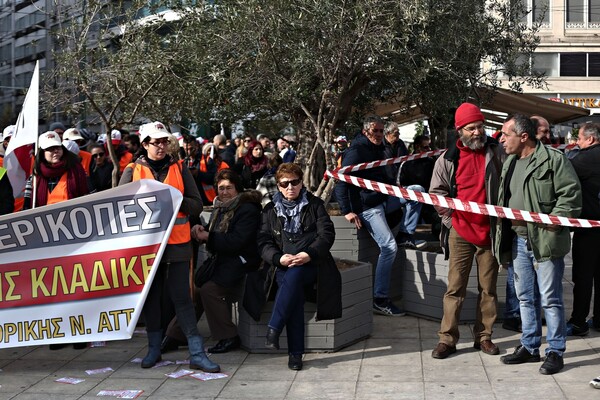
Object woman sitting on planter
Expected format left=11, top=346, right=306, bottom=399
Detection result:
left=162, top=169, right=262, bottom=354
left=258, top=162, right=342, bottom=371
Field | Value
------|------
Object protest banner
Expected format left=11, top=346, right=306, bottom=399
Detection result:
left=0, top=179, right=182, bottom=348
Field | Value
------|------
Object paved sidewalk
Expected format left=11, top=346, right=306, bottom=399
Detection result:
left=1, top=265, right=599, bottom=399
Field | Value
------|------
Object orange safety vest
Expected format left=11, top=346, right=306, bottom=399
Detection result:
left=199, top=157, right=229, bottom=203
left=79, top=150, right=92, bottom=176
left=119, top=151, right=133, bottom=173
left=47, top=173, right=69, bottom=205
left=129, top=161, right=191, bottom=244
left=0, top=156, right=3, bottom=168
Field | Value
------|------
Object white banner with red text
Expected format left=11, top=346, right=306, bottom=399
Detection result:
left=0, top=179, right=182, bottom=348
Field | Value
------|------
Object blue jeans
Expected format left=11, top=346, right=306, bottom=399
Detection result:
left=268, top=264, right=318, bottom=355
left=505, top=263, right=540, bottom=319
left=512, top=236, right=566, bottom=356
left=505, top=265, right=520, bottom=319
left=360, top=198, right=400, bottom=299
left=397, top=184, right=424, bottom=235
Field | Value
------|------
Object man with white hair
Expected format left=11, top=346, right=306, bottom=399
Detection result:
left=567, top=122, right=600, bottom=336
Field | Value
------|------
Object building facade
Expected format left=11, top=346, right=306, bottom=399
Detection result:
left=524, top=0, right=600, bottom=122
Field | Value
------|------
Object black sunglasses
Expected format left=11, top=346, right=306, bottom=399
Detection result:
left=92, top=152, right=105, bottom=158
left=278, top=178, right=302, bottom=188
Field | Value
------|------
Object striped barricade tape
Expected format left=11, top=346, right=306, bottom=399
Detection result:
left=327, top=168, right=600, bottom=228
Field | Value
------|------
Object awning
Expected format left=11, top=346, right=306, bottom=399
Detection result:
left=374, top=87, right=590, bottom=126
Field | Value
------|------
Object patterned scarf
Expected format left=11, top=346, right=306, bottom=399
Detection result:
left=209, top=193, right=242, bottom=233
left=273, top=188, right=309, bottom=234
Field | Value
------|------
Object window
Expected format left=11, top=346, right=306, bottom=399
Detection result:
left=558, top=53, right=600, bottom=76
left=518, top=0, right=551, bottom=27
left=533, top=53, right=559, bottom=76
left=567, top=0, right=600, bottom=27
left=533, top=0, right=550, bottom=24
left=589, top=53, right=600, bottom=75
left=561, top=53, right=587, bottom=76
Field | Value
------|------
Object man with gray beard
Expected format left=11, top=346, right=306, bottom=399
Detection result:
left=429, top=103, right=504, bottom=359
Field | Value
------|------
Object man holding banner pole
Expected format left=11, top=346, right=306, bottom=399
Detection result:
left=496, top=114, right=581, bottom=375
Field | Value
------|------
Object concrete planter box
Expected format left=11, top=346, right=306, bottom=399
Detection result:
left=401, top=249, right=506, bottom=322
left=238, top=259, right=373, bottom=353
left=330, top=216, right=506, bottom=323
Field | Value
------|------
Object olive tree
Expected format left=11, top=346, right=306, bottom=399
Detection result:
left=189, top=0, right=543, bottom=197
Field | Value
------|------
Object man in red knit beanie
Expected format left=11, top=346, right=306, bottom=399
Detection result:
left=429, top=102, right=504, bottom=359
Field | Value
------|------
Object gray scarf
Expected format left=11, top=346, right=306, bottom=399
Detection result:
left=273, top=188, right=309, bottom=234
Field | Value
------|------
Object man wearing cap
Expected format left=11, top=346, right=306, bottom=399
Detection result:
left=63, top=128, right=93, bottom=176
left=429, top=102, right=503, bottom=359
left=107, top=129, right=133, bottom=174
left=0, top=125, right=15, bottom=167
left=495, top=114, right=581, bottom=375
left=334, top=135, right=348, bottom=167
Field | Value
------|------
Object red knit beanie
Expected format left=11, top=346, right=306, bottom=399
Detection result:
left=454, top=103, right=484, bottom=130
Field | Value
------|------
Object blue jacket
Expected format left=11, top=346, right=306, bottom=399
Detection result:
left=334, top=133, right=392, bottom=215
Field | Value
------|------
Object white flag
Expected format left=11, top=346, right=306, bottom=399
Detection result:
left=5, top=61, right=39, bottom=197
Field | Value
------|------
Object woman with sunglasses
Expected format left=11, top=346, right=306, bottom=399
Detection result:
left=257, top=163, right=341, bottom=371
left=119, top=121, right=219, bottom=372
left=88, top=143, right=113, bottom=192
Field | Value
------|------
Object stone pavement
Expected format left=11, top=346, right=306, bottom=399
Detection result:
left=1, top=264, right=599, bottom=400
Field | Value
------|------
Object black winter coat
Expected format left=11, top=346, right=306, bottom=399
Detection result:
left=334, top=133, right=392, bottom=215
left=206, top=190, right=262, bottom=287
left=257, top=192, right=342, bottom=321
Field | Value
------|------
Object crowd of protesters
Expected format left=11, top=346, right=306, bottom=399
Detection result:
left=1, top=111, right=599, bottom=384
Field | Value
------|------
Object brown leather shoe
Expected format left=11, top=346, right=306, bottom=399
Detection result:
left=432, top=342, right=456, bottom=359
left=474, top=339, right=500, bottom=355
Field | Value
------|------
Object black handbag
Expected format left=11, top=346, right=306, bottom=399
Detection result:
left=194, top=255, right=217, bottom=287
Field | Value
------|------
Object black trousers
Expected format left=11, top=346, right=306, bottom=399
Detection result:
left=570, top=230, right=600, bottom=327
left=143, top=261, right=199, bottom=338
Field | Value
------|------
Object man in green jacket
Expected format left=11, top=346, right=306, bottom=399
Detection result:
left=495, top=114, right=581, bottom=375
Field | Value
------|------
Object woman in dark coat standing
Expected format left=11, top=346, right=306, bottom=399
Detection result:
left=258, top=163, right=342, bottom=371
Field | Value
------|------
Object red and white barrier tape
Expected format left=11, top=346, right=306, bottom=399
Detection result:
left=335, top=143, right=576, bottom=175
left=335, top=149, right=445, bottom=175
left=327, top=168, right=600, bottom=229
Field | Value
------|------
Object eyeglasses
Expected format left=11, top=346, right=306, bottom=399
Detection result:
left=243, top=139, right=251, bottom=143
left=148, top=139, right=169, bottom=147
left=278, top=178, right=302, bottom=188
left=92, top=152, right=105, bottom=158
left=462, top=124, right=484, bottom=133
